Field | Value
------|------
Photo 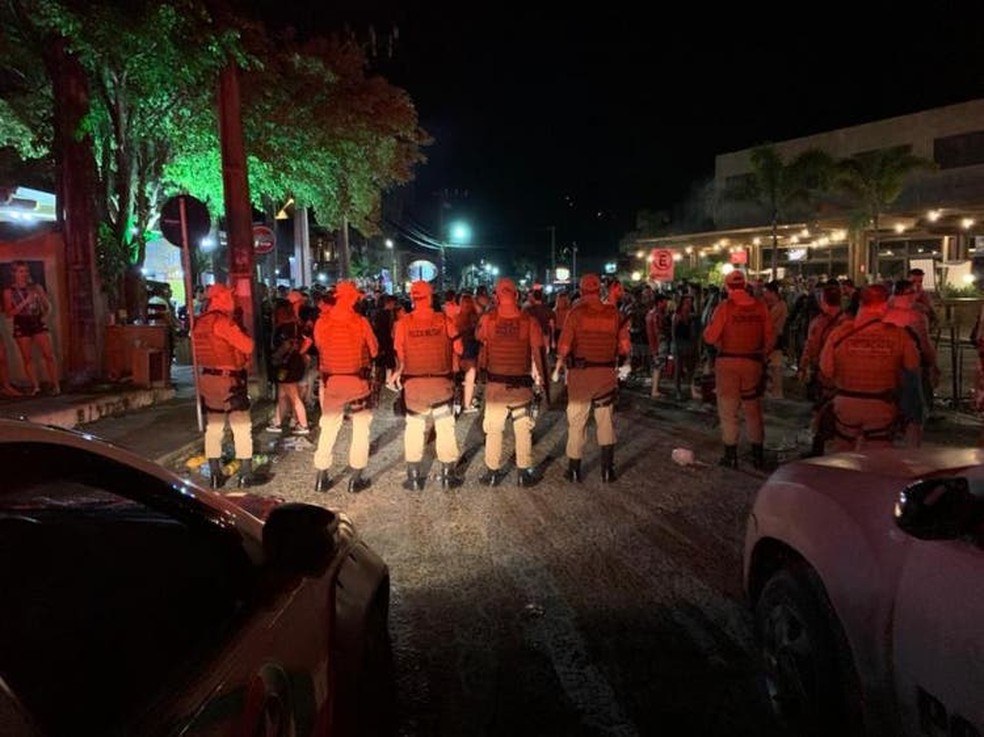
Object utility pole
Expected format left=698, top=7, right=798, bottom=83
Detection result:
left=549, top=225, right=556, bottom=285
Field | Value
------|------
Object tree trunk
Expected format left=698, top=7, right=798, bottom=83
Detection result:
left=43, top=35, right=102, bottom=385
left=770, top=210, right=779, bottom=281
left=339, top=214, right=351, bottom=278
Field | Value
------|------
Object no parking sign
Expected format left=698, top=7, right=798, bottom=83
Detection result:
left=649, top=249, right=675, bottom=281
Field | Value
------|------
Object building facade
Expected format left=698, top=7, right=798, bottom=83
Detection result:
left=633, top=98, right=984, bottom=290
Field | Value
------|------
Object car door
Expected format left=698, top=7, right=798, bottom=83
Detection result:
left=892, top=535, right=984, bottom=737
left=0, top=439, right=332, bottom=737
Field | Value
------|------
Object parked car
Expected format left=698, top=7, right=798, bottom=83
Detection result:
left=0, top=419, right=393, bottom=737
left=743, top=446, right=984, bottom=737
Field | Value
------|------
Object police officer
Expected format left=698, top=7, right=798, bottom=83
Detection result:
left=552, top=273, right=631, bottom=483
left=312, top=281, right=379, bottom=493
left=191, top=283, right=256, bottom=488
left=702, top=269, right=774, bottom=470
left=476, top=278, right=547, bottom=487
left=391, top=280, right=464, bottom=490
left=819, top=284, right=921, bottom=452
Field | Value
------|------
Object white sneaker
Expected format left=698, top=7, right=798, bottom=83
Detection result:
left=463, top=405, right=479, bottom=414
left=294, top=426, right=310, bottom=435
left=266, top=424, right=282, bottom=433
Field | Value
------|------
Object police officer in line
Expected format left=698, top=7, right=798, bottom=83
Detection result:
left=390, top=280, right=464, bottom=490
left=312, top=281, right=379, bottom=493
left=191, top=283, right=256, bottom=489
left=702, top=269, right=774, bottom=470
left=819, top=283, right=920, bottom=452
left=552, top=273, right=631, bottom=483
left=475, top=277, right=547, bottom=487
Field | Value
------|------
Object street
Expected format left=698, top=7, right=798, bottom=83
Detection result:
left=157, top=381, right=782, bottom=737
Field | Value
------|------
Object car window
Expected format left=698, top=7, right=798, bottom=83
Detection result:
left=0, top=441, right=255, bottom=737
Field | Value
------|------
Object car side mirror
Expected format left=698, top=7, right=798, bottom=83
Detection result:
left=263, top=503, right=337, bottom=575
left=895, top=478, right=984, bottom=541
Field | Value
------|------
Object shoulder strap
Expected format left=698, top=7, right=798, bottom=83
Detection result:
left=832, top=318, right=881, bottom=351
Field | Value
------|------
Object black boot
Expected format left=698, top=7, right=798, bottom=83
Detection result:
left=440, top=462, right=464, bottom=490
left=236, top=458, right=255, bottom=488
left=563, top=458, right=583, bottom=482
left=516, top=467, right=540, bottom=488
left=208, top=459, right=225, bottom=489
left=719, top=445, right=738, bottom=469
left=809, top=433, right=825, bottom=458
left=600, top=445, right=617, bottom=483
left=403, top=463, right=424, bottom=491
left=751, top=443, right=765, bottom=471
left=479, top=467, right=507, bottom=487
left=348, top=467, right=371, bottom=493
left=314, top=469, right=333, bottom=493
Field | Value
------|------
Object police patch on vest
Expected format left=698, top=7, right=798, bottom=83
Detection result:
left=409, top=327, right=442, bottom=338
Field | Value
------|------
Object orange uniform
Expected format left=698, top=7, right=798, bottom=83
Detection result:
left=476, top=280, right=546, bottom=485
left=191, top=284, right=256, bottom=487
left=703, top=272, right=774, bottom=469
left=819, top=309, right=920, bottom=451
left=393, top=281, right=464, bottom=489
left=554, top=274, right=631, bottom=482
left=312, top=284, right=379, bottom=492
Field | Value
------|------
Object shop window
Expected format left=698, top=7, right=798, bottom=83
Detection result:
left=934, top=130, right=984, bottom=170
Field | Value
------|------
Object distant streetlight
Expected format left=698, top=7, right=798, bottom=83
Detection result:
left=442, top=220, right=472, bottom=290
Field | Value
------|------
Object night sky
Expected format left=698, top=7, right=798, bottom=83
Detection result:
left=256, top=2, right=984, bottom=267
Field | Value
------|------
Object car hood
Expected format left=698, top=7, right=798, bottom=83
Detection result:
left=222, top=491, right=287, bottom=521
left=782, top=445, right=984, bottom=483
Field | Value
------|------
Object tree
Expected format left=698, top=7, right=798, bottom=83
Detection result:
left=734, top=144, right=835, bottom=279
left=833, top=145, right=937, bottom=273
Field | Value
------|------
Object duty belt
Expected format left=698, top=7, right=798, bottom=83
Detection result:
left=486, top=372, right=533, bottom=387
left=322, top=367, right=371, bottom=381
left=403, top=372, right=453, bottom=380
left=201, top=367, right=247, bottom=378
left=836, top=388, right=897, bottom=403
left=717, top=351, right=763, bottom=361
left=566, top=357, right=616, bottom=369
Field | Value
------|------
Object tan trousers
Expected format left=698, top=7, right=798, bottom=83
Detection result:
left=484, top=400, right=535, bottom=470
left=828, top=396, right=898, bottom=453
left=715, top=358, right=764, bottom=445
left=204, top=409, right=252, bottom=459
left=314, top=409, right=373, bottom=471
left=405, top=409, right=459, bottom=464
left=565, top=399, right=615, bottom=459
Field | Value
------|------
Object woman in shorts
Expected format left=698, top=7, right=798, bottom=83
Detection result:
left=3, top=261, right=59, bottom=395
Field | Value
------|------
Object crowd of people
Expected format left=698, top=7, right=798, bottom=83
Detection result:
left=189, top=264, right=950, bottom=489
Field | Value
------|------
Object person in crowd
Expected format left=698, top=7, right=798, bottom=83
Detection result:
left=372, top=294, right=399, bottom=388
left=645, top=293, right=669, bottom=398
left=796, top=283, right=846, bottom=456
left=191, top=283, right=256, bottom=489
left=390, top=280, right=464, bottom=491
left=3, top=260, right=59, bottom=396
left=671, top=293, right=698, bottom=400
left=884, top=279, right=940, bottom=447
left=475, top=278, right=547, bottom=487
left=703, top=269, right=773, bottom=470
left=552, top=273, right=631, bottom=483
left=266, top=297, right=311, bottom=435
left=312, top=281, right=378, bottom=493
left=524, top=286, right=555, bottom=352
left=552, top=291, right=571, bottom=349
left=907, top=267, right=940, bottom=333
left=627, top=286, right=653, bottom=375
left=819, top=284, right=921, bottom=452
left=456, top=292, right=482, bottom=414
left=288, top=289, right=319, bottom=409
left=442, top=289, right=459, bottom=322
left=763, top=281, right=788, bottom=399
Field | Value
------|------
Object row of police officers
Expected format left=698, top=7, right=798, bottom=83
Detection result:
left=190, top=273, right=632, bottom=491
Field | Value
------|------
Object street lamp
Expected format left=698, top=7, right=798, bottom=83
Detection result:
left=443, top=220, right=472, bottom=290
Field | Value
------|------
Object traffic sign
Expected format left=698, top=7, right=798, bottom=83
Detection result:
left=253, top=224, right=276, bottom=255
left=160, top=195, right=210, bottom=248
left=649, top=248, right=675, bottom=281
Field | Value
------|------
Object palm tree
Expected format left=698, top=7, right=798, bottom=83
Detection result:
left=737, top=145, right=835, bottom=279
left=833, top=145, right=937, bottom=273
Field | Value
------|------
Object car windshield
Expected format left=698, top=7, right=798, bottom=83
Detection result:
left=0, top=441, right=254, bottom=736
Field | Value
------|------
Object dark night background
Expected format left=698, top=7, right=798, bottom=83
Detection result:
left=252, top=2, right=984, bottom=267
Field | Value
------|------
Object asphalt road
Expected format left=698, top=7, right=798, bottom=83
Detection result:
left=74, top=366, right=983, bottom=737
left=142, top=380, right=783, bottom=737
